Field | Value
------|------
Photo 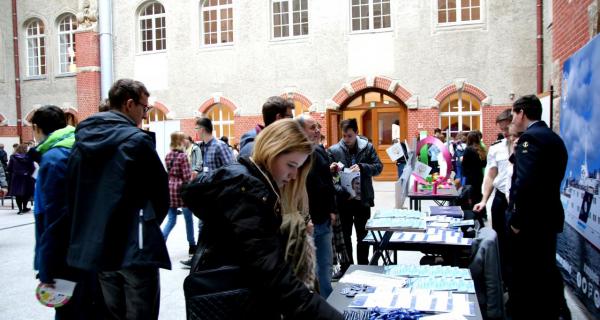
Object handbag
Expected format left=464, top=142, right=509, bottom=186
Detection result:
left=183, top=246, right=257, bottom=320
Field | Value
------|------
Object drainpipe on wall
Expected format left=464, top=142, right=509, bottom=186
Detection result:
left=11, top=0, right=22, bottom=142
left=537, top=0, right=543, bottom=94
left=99, top=0, right=113, bottom=99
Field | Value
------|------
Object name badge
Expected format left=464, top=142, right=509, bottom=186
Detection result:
left=203, top=167, right=209, bottom=173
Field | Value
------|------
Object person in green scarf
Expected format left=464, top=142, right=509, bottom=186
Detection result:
left=31, top=105, right=97, bottom=319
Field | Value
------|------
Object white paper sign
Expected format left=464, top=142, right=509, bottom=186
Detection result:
left=386, top=143, right=405, bottom=162
left=413, top=161, right=432, bottom=179
left=341, top=170, right=361, bottom=199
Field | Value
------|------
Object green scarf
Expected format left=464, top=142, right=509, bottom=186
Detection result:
left=36, top=126, right=76, bottom=155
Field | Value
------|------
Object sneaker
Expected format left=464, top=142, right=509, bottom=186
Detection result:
left=22, top=208, right=31, bottom=213
left=180, top=258, right=192, bottom=269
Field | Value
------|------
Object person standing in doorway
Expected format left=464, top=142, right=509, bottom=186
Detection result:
left=328, top=118, right=382, bottom=273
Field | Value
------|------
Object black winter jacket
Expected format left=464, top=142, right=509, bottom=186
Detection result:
left=66, top=111, right=171, bottom=272
left=328, top=137, right=383, bottom=207
left=307, top=146, right=337, bottom=224
left=182, top=157, right=342, bottom=320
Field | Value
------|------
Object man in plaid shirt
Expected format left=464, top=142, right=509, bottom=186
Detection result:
left=181, top=117, right=234, bottom=267
left=195, top=117, right=235, bottom=172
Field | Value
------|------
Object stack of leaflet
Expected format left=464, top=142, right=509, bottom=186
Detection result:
left=366, top=209, right=427, bottom=232
left=389, top=228, right=473, bottom=246
left=429, top=206, right=464, bottom=218
left=384, top=265, right=475, bottom=294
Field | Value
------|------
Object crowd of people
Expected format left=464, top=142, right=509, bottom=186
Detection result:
left=14, top=77, right=568, bottom=320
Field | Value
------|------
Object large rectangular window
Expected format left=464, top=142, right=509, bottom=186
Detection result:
left=26, top=20, right=46, bottom=77
left=351, top=0, right=391, bottom=32
left=272, top=0, right=308, bottom=39
left=437, top=0, right=481, bottom=24
left=139, top=2, right=166, bottom=52
left=58, top=15, right=77, bottom=73
left=202, top=0, right=233, bottom=45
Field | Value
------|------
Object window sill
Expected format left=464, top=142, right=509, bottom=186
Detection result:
left=55, top=73, right=76, bottom=78
left=349, top=28, right=394, bottom=35
left=434, top=21, right=486, bottom=33
left=136, top=50, right=167, bottom=56
left=269, top=35, right=310, bottom=45
left=198, top=43, right=235, bottom=52
left=23, top=75, right=47, bottom=81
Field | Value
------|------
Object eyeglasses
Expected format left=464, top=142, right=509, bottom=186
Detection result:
left=137, top=102, right=151, bottom=114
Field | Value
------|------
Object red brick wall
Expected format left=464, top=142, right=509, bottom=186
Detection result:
left=234, top=115, right=263, bottom=145
left=75, top=31, right=101, bottom=120
left=482, top=106, right=512, bottom=146
left=0, top=126, right=33, bottom=142
left=407, top=108, right=440, bottom=141
left=552, top=0, right=595, bottom=93
left=180, top=118, right=197, bottom=141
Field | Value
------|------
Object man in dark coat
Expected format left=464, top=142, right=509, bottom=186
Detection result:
left=507, top=95, right=569, bottom=319
left=297, top=115, right=337, bottom=298
left=328, top=118, right=382, bottom=271
left=67, top=79, right=170, bottom=320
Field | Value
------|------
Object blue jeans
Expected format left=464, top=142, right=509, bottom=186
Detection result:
left=314, top=220, right=333, bottom=298
left=162, top=207, right=195, bottom=246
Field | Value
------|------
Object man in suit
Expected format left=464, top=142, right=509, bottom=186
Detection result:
left=508, top=95, right=569, bottom=319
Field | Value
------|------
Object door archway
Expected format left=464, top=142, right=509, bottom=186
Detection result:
left=327, top=88, right=408, bottom=181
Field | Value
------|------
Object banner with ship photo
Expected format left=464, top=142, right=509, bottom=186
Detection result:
left=557, top=34, right=600, bottom=318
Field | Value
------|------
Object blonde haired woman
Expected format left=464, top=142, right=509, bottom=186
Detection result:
left=162, top=131, right=196, bottom=255
left=182, top=119, right=341, bottom=320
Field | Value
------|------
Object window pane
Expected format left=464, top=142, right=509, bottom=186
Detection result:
left=472, top=7, right=480, bottom=20
left=293, top=12, right=300, bottom=23
left=448, top=9, right=456, bottom=22
left=301, top=23, right=308, bottom=35
left=352, top=6, right=360, bottom=18
left=361, top=17, right=369, bottom=29
left=462, top=8, right=470, bottom=21
left=462, top=115, right=472, bottom=131
left=273, top=2, right=280, bottom=13
left=438, top=0, right=446, bottom=9
left=382, top=2, right=390, bottom=15
left=293, top=0, right=300, bottom=11
left=472, top=115, right=481, bottom=131
left=461, top=0, right=469, bottom=7
left=282, top=25, right=289, bottom=37
left=365, top=92, right=381, bottom=103
left=448, top=0, right=456, bottom=8
left=301, top=0, right=307, bottom=10
left=383, top=15, right=390, bottom=28
left=274, top=25, right=281, bottom=37
left=472, top=0, right=480, bottom=6
left=374, top=16, right=381, bottom=29
left=441, top=116, right=449, bottom=132
left=293, top=24, right=300, bottom=35
left=378, top=112, right=400, bottom=145
left=352, top=19, right=360, bottom=31
left=438, top=10, right=447, bottom=23
left=301, top=12, right=308, bottom=23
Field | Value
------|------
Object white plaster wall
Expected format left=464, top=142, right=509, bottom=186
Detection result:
left=0, top=0, right=17, bottom=124
left=111, top=0, right=537, bottom=118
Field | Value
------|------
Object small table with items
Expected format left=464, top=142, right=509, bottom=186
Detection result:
left=327, top=265, right=483, bottom=320
left=408, top=186, right=459, bottom=211
left=365, top=208, right=477, bottom=266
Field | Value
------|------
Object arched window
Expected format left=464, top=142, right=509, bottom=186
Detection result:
left=292, top=99, right=309, bottom=117
left=206, top=104, right=234, bottom=141
left=201, top=0, right=233, bottom=45
left=139, top=2, right=166, bottom=52
left=439, top=92, right=482, bottom=137
left=25, top=19, right=46, bottom=76
left=57, top=14, right=77, bottom=74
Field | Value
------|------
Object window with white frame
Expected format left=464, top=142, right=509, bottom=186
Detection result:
left=439, top=92, right=481, bottom=138
left=58, top=14, right=77, bottom=74
left=351, top=0, right=391, bottom=32
left=437, top=0, right=481, bottom=24
left=26, top=19, right=46, bottom=77
left=272, top=0, right=308, bottom=38
left=201, top=0, right=233, bottom=45
left=139, top=2, right=166, bottom=52
left=206, top=104, right=235, bottom=141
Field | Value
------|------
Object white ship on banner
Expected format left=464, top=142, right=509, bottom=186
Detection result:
left=561, top=146, right=600, bottom=250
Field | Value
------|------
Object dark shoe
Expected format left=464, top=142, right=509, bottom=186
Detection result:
left=180, top=258, right=192, bottom=269
left=188, top=245, right=197, bottom=256
left=17, top=211, right=22, bottom=215
left=22, top=208, right=31, bottom=213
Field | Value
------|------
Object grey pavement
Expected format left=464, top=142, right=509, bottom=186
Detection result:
left=0, top=182, right=592, bottom=319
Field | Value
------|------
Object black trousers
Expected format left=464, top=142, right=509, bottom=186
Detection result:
left=15, top=195, right=29, bottom=211
left=339, top=199, right=371, bottom=268
left=508, top=230, right=564, bottom=319
left=98, top=267, right=160, bottom=320
left=491, top=190, right=509, bottom=286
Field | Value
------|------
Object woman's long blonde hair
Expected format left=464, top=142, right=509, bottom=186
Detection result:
left=252, top=119, right=314, bottom=216
left=170, top=131, right=186, bottom=151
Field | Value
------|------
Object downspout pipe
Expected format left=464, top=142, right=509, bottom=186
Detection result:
left=99, top=0, right=113, bottom=99
left=11, top=0, right=22, bottom=142
left=537, top=0, right=543, bottom=94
